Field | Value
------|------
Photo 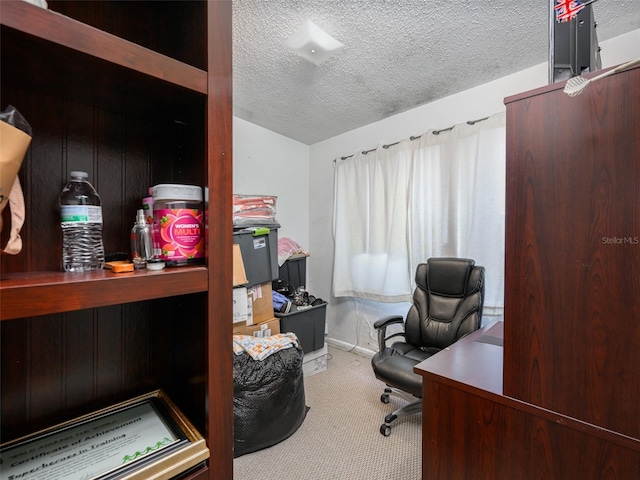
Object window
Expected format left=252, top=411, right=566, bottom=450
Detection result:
left=333, top=112, right=505, bottom=315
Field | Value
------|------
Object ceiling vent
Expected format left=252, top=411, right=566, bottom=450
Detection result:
left=285, top=20, right=344, bottom=66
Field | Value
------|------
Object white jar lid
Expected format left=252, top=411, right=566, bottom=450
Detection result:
left=152, top=184, right=203, bottom=202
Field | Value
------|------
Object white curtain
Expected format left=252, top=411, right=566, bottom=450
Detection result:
left=333, top=111, right=505, bottom=315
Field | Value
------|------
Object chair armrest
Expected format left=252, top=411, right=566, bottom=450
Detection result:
left=373, top=315, right=405, bottom=352
left=373, top=315, right=404, bottom=330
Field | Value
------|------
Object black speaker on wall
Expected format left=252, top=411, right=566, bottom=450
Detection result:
left=549, top=1, right=601, bottom=84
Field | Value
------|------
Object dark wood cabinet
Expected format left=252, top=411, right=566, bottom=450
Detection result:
left=416, top=64, right=640, bottom=478
left=0, top=1, right=233, bottom=478
left=503, top=63, right=640, bottom=438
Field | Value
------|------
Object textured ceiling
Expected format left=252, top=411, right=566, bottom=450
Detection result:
left=232, top=1, right=639, bottom=145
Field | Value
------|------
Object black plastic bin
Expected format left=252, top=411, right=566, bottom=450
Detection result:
left=277, top=302, right=326, bottom=354
left=278, top=256, right=307, bottom=289
left=233, top=228, right=278, bottom=287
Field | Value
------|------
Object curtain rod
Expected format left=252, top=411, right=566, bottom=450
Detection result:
left=336, top=116, right=490, bottom=161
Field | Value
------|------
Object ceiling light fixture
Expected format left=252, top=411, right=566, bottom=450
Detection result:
left=285, top=20, right=344, bottom=66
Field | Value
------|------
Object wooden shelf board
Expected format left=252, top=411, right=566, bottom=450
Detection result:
left=0, top=0, right=207, bottom=95
left=0, top=267, right=208, bottom=320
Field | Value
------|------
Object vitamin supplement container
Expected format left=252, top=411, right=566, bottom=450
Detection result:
left=151, top=184, right=205, bottom=266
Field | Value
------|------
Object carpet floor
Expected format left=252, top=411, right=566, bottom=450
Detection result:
left=233, top=346, right=422, bottom=479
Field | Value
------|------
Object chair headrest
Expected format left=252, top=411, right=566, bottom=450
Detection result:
left=420, top=257, right=476, bottom=297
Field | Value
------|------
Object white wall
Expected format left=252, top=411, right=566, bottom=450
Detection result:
left=308, top=29, right=640, bottom=355
left=233, top=117, right=310, bottom=251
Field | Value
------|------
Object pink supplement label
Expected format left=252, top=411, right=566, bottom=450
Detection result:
left=154, top=208, right=204, bottom=260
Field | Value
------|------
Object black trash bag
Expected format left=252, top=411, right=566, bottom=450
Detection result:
left=233, top=345, right=308, bottom=457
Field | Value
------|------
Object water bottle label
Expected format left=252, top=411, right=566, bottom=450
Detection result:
left=61, top=205, right=103, bottom=227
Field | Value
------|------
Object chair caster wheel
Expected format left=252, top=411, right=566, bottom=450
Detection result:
left=384, top=413, right=397, bottom=424
left=380, top=394, right=390, bottom=404
left=380, top=424, right=391, bottom=436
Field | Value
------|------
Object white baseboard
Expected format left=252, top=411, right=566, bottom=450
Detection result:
left=325, top=337, right=376, bottom=358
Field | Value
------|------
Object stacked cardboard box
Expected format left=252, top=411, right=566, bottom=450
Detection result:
left=233, top=244, right=278, bottom=337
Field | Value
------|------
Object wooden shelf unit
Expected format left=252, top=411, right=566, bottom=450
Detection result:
left=0, top=1, right=233, bottom=478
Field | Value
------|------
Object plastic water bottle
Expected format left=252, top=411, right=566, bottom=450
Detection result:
left=60, top=171, right=105, bottom=272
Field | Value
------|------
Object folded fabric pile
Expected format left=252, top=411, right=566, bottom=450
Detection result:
left=232, top=194, right=277, bottom=227
left=277, top=237, right=308, bottom=266
left=233, top=332, right=300, bottom=361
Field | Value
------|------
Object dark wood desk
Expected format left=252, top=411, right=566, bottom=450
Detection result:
left=414, top=322, right=640, bottom=479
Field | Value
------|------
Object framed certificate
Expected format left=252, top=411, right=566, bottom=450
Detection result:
left=0, top=390, right=209, bottom=480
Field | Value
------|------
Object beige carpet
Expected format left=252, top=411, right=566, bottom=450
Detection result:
left=233, top=346, right=422, bottom=480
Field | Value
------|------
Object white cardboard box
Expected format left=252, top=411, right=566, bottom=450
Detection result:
left=233, top=287, right=249, bottom=324
left=302, top=344, right=328, bottom=377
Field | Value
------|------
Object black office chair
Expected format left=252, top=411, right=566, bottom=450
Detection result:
left=371, top=257, right=484, bottom=436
